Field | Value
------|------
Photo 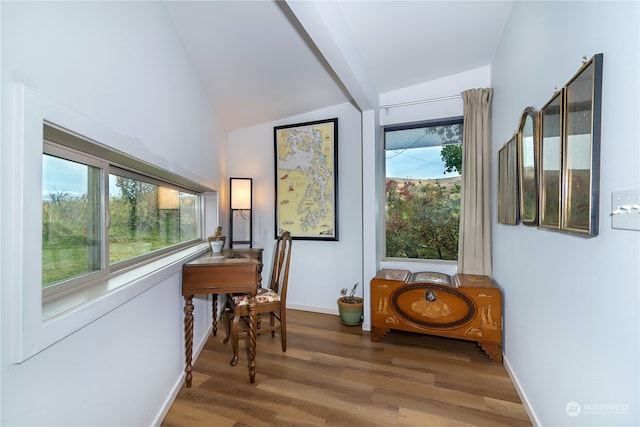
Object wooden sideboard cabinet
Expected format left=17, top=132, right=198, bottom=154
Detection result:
left=370, top=269, right=503, bottom=363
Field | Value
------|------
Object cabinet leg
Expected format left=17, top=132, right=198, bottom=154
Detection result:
left=370, top=326, right=390, bottom=341
left=478, top=342, right=503, bottom=363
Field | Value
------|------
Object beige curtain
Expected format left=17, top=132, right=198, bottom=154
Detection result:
left=458, top=88, right=493, bottom=276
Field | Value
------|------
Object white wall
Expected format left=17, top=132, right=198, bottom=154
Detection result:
left=228, top=102, right=363, bottom=315
left=1, top=2, right=223, bottom=425
left=379, top=65, right=491, bottom=128
left=491, top=2, right=639, bottom=426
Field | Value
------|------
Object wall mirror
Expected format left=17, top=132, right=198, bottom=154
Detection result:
left=539, top=89, right=563, bottom=229
left=517, top=106, right=539, bottom=225
left=498, top=135, right=519, bottom=225
left=562, top=53, right=603, bottom=236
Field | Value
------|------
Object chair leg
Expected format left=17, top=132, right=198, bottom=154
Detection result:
left=223, top=308, right=231, bottom=344
left=280, top=309, right=287, bottom=352
left=229, top=311, right=240, bottom=366
left=270, top=313, right=276, bottom=337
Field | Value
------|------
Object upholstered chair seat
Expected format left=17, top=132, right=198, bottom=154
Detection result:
left=232, top=287, right=280, bottom=306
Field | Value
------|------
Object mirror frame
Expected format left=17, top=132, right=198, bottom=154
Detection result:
left=517, top=106, right=539, bottom=225
left=539, top=89, right=563, bottom=229
left=561, top=54, right=603, bottom=236
left=498, top=135, right=519, bottom=225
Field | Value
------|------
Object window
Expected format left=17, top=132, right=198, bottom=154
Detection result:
left=384, top=118, right=463, bottom=261
left=42, top=124, right=202, bottom=297
left=42, top=150, right=104, bottom=288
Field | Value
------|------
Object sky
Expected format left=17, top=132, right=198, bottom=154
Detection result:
left=42, top=155, right=89, bottom=199
left=386, top=145, right=459, bottom=180
left=385, top=123, right=462, bottom=180
left=43, top=154, right=120, bottom=200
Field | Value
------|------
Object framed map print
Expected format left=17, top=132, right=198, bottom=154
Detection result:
left=274, top=118, right=338, bottom=240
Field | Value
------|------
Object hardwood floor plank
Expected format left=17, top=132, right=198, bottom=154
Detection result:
left=482, top=396, right=531, bottom=422
left=161, top=402, right=236, bottom=427
left=372, top=388, right=530, bottom=427
left=162, top=310, right=531, bottom=427
left=258, top=378, right=398, bottom=426
left=397, top=407, right=476, bottom=427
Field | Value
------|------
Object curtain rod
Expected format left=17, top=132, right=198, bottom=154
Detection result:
left=379, top=94, right=462, bottom=111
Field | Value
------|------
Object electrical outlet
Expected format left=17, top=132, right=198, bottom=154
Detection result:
left=611, top=189, right=640, bottom=231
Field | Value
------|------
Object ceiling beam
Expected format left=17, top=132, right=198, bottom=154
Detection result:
left=280, top=0, right=378, bottom=112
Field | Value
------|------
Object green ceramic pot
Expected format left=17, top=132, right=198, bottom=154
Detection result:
left=337, top=297, right=363, bottom=325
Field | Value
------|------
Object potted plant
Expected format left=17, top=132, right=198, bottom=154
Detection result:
left=208, top=226, right=226, bottom=253
left=337, top=283, right=363, bottom=325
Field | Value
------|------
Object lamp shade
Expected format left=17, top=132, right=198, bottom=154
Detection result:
left=230, top=178, right=252, bottom=210
left=158, top=187, right=179, bottom=209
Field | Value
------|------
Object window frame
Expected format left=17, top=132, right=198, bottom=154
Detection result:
left=42, top=142, right=109, bottom=299
left=382, top=116, right=463, bottom=262
left=42, top=123, right=205, bottom=301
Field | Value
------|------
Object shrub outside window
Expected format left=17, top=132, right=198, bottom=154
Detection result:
left=384, top=118, right=463, bottom=261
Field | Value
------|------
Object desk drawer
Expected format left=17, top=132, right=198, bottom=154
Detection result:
left=182, top=263, right=259, bottom=294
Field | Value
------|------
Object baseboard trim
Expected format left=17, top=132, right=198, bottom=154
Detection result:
left=287, top=303, right=338, bottom=316
left=287, top=304, right=371, bottom=331
left=503, top=354, right=540, bottom=427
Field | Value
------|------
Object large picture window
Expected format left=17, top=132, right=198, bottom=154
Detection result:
left=42, top=125, right=202, bottom=297
left=384, top=118, right=463, bottom=261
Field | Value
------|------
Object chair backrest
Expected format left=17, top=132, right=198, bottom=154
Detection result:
left=268, top=231, right=292, bottom=304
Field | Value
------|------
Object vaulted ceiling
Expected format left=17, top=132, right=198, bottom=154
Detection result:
left=164, top=1, right=514, bottom=132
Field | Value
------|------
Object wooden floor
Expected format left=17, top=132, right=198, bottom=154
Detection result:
left=162, top=310, right=531, bottom=427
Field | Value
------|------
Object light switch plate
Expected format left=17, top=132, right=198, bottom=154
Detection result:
left=612, top=189, right=640, bottom=231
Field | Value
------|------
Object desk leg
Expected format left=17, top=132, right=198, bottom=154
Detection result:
left=248, top=295, right=257, bottom=383
left=212, top=295, right=218, bottom=336
left=184, top=295, right=194, bottom=388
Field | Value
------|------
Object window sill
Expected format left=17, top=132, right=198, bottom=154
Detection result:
left=21, top=243, right=210, bottom=363
left=43, top=243, right=209, bottom=321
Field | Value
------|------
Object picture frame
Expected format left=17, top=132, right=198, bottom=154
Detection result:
left=274, top=118, right=338, bottom=240
left=498, top=135, right=519, bottom=225
left=561, top=53, right=603, bottom=236
left=539, top=89, right=563, bottom=229
left=517, top=106, right=539, bottom=226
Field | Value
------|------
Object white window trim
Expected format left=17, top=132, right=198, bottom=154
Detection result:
left=4, top=84, right=216, bottom=363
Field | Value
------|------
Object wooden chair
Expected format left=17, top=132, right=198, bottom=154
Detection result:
left=223, top=231, right=292, bottom=366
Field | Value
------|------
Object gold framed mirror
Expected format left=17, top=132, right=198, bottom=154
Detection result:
left=517, top=106, right=539, bottom=225
left=561, top=54, right=603, bottom=236
left=539, top=89, right=563, bottom=229
left=498, top=135, right=519, bottom=225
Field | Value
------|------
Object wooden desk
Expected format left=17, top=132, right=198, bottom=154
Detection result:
left=182, top=249, right=263, bottom=386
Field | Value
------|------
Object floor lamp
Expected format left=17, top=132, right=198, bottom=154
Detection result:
left=230, top=177, right=252, bottom=248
